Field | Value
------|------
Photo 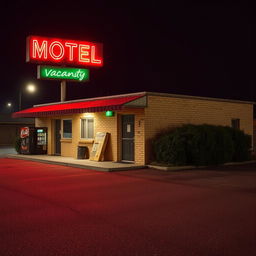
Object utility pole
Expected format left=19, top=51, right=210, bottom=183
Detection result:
left=61, top=80, right=66, bottom=102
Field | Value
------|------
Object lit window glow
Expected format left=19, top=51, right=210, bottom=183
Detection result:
left=81, top=118, right=94, bottom=139
left=82, top=113, right=94, bottom=118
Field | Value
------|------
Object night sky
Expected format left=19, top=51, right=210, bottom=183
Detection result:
left=1, top=1, right=255, bottom=113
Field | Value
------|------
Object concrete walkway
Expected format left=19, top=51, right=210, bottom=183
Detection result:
left=0, top=146, right=17, bottom=158
left=6, top=154, right=147, bottom=172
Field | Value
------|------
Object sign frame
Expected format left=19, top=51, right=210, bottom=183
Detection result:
left=26, top=35, right=103, bottom=68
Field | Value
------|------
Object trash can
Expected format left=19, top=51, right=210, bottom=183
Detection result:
left=77, top=146, right=88, bottom=159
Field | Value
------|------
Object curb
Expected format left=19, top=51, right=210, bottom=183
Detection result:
left=148, top=165, right=196, bottom=171
left=6, top=154, right=147, bottom=172
left=148, top=160, right=256, bottom=171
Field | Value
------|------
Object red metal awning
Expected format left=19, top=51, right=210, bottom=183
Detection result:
left=12, top=95, right=144, bottom=118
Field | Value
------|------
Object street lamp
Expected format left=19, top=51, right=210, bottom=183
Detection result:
left=27, top=84, right=36, bottom=93
left=5, top=102, right=13, bottom=113
left=19, top=83, right=37, bottom=110
left=6, top=102, right=12, bottom=108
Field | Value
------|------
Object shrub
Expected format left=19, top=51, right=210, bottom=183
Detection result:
left=223, top=126, right=251, bottom=162
left=187, top=125, right=234, bottom=166
left=153, top=124, right=251, bottom=166
left=14, top=137, right=21, bottom=154
left=154, top=127, right=193, bottom=165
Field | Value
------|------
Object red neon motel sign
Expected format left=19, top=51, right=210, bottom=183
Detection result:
left=26, top=36, right=103, bottom=67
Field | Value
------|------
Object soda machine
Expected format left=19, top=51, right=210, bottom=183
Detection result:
left=20, top=127, right=47, bottom=154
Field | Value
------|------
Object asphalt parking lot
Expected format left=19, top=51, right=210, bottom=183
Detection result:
left=0, top=158, right=255, bottom=256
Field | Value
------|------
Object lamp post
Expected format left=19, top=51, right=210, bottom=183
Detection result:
left=19, top=83, right=36, bottom=110
left=5, top=102, right=13, bottom=113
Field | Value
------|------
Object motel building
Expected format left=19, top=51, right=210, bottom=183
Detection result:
left=12, top=91, right=254, bottom=165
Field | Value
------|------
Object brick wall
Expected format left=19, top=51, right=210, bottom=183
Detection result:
left=35, top=95, right=253, bottom=165
left=35, top=108, right=146, bottom=164
left=144, top=95, right=254, bottom=164
left=36, top=113, right=115, bottom=159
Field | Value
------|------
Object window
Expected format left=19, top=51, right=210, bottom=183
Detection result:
left=81, top=118, right=94, bottom=139
left=63, top=119, right=72, bottom=138
left=231, top=119, right=240, bottom=130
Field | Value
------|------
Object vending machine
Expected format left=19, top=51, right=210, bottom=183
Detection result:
left=20, top=127, right=47, bottom=154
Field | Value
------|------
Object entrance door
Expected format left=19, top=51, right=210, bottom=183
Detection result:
left=55, top=119, right=61, bottom=155
left=121, top=115, right=135, bottom=162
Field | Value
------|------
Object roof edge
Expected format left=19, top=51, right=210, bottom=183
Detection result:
left=145, top=92, right=255, bottom=105
left=33, top=92, right=147, bottom=107
left=30, top=91, right=255, bottom=108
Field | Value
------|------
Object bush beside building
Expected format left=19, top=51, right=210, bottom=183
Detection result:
left=153, top=124, right=252, bottom=166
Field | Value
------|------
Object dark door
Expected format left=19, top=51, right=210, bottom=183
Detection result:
left=121, top=115, right=135, bottom=162
left=55, top=119, right=61, bottom=155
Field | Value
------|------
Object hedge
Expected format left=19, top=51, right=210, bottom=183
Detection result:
left=14, top=137, right=21, bottom=154
left=153, top=124, right=251, bottom=166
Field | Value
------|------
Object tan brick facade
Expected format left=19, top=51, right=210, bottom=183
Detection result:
left=144, top=95, right=253, bottom=163
left=35, top=108, right=146, bottom=164
left=35, top=92, right=254, bottom=165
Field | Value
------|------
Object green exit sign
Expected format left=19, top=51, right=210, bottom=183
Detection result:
left=37, top=66, right=89, bottom=82
left=105, top=111, right=115, bottom=117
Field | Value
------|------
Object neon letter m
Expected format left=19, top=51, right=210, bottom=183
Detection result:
left=32, top=40, right=47, bottom=59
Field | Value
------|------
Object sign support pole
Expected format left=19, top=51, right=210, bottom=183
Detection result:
left=19, top=88, right=22, bottom=110
left=61, top=80, right=66, bottom=102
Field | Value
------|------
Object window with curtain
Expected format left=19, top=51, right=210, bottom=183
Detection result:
left=81, top=118, right=94, bottom=139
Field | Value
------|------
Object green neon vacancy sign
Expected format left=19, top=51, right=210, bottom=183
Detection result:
left=37, top=66, right=89, bottom=82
